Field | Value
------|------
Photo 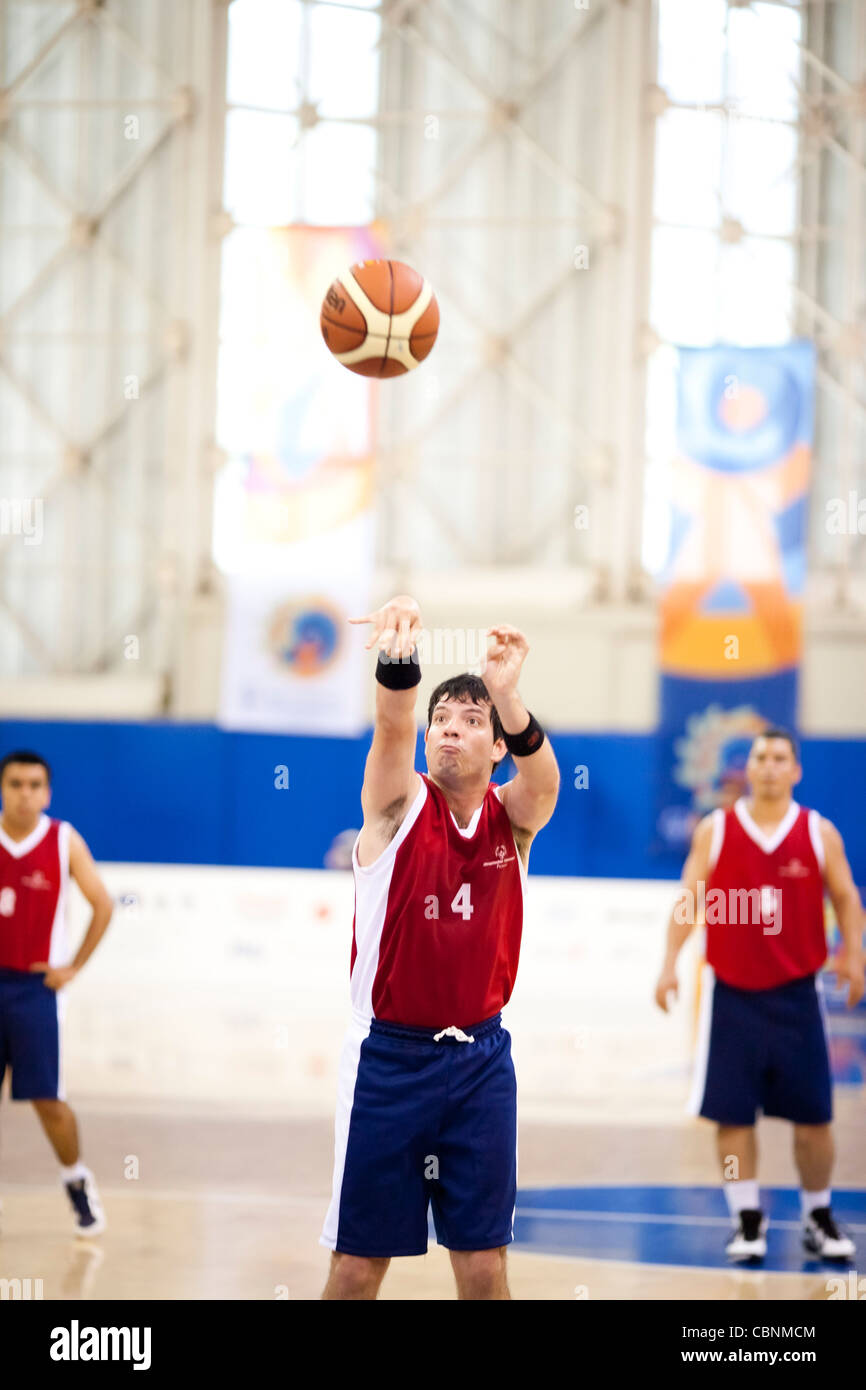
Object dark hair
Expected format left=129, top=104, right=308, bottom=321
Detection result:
left=427, top=674, right=505, bottom=766
left=0, top=750, right=52, bottom=785
left=753, top=726, right=800, bottom=761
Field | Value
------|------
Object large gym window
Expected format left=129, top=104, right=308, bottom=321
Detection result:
left=214, top=0, right=381, bottom=573
left=642, top=0, right=802, bottom=577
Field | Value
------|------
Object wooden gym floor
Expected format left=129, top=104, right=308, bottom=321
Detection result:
left=1, top=1089, right=863, bottom=1300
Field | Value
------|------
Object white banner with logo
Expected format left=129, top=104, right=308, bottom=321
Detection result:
left=219, top=515, right=372, bottom=735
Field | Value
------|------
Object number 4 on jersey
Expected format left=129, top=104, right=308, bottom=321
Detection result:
left=450, top=883, right=474, bottom=921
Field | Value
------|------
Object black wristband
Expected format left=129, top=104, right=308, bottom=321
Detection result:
left=375, top=648, right=421, bottom=689
left=503, top=711, right=545, bottom=757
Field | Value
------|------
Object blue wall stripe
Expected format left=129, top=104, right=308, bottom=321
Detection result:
left=1, top=719, right=864, bottom=879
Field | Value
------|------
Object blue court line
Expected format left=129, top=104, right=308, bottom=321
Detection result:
left=511, top=1186, right=866, bottom=1272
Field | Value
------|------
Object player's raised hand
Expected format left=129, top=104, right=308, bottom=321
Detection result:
left=654, top=964, right=679, bottom=1012
left=350, top=594, right=423, bottom=661
left=481, top=624, right=529, bottom=698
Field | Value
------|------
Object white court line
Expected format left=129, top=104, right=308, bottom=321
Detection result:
left=515, top=1206, right=866, bottom=1233
left=503, top=1247, right=817, bottom=1280
left=516, top=1181, right=866, bottom=1193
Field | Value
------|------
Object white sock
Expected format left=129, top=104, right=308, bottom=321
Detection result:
left=60, top=1161, right=88, bottom=1184
left=724, top=1179, right=760, bottom=1217
left=801, top=1188, right=831, bottom=1218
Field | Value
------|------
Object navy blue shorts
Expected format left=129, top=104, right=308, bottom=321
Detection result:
left=689, top=969, right=832, bottom=1126
left=321, top=1012, right=517, bottom=1257
left=0, top=967, right=64, bottom=1101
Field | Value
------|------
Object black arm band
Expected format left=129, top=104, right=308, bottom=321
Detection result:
left=503, top=711, right=545, bottom=757
left=375, top=649, right=421, bottom=689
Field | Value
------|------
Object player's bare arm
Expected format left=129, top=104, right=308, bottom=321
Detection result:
left=483, top=624, right=560, bottom=864
left=350, top=593, right=424, bottom=866
left=819, top=818, right=865, bottom=1008
left=30, top=828, right=114, bottom=991
left=654, top=813, right=715, bottom=1012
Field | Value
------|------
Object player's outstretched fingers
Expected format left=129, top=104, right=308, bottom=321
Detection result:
left=377, top=604, right=403, bottom=657
left=487, top=624, right=528, bottom=648
left=348, top=613, right=385, bottom=651
left=350, top=595, right=422, bottom=656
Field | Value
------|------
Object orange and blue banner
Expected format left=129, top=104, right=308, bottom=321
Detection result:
left=656, top=342, right=815, bottom=854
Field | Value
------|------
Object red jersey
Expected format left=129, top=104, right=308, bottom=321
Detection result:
left=349, top=773, right=525, bottom=1028
left=705, top=798, right=827, bottom=990
left=0, top=816, right=70, bottom=972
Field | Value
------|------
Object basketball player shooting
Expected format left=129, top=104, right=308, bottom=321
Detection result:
left=320, top=595, right=560, bottom=1299
left=0, top=751, right=114, bottom=1236
left=655, top=730, right=865, bottom=1262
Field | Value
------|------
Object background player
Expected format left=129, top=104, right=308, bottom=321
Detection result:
left=320, top=594, right=560, bottom=1299
left=655, top=729, right=865, bottom=1260
left=0, top=750, right=114, bottom=1235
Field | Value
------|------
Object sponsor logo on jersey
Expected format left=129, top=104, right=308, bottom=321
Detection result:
left=483, top=843, right=515, bottom=869
left=20, top=869, right=53, bottom=891
left=778, top=858, right=810, bottom=878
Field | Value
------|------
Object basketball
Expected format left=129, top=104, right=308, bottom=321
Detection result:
left=320, top=258, right=439, bottom=377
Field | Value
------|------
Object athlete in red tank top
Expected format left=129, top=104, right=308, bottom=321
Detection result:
left=655, top=730, right=865, bottom=1262
left=349, top=769, right=525, bottom=1029
left=0, top=751, right=114, bottom=1237
left=321, top=594, right=560, bottom=1300
left=704, top=799, right=828, bottom=990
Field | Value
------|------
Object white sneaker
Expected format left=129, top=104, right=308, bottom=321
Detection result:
left=726, top=1208, right=767, bottom=1260
left=63, top=1168, right=106, bottom=1237
left=802, top=1207, right=855, bottom=1260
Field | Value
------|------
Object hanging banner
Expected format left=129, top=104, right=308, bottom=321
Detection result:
left=655, top=342, right=815, bottom=854
left=217, top=224, right=386, bottom=734
left=219, top=514, right=373, bottom=736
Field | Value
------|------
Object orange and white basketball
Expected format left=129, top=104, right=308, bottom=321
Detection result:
left=320, top=259, right=439, bottom=377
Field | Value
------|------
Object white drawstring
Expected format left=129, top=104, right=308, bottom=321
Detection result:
left=433, top=1025, right=475, bottom=1043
